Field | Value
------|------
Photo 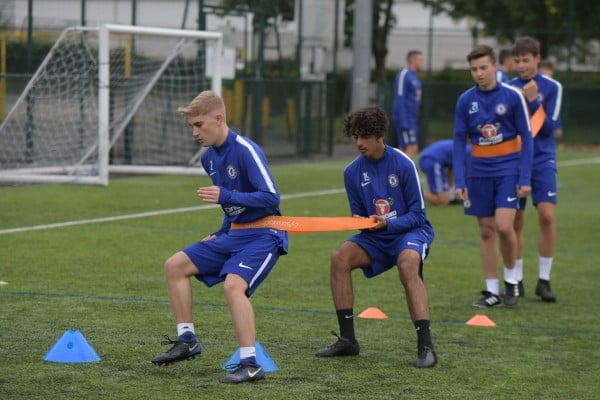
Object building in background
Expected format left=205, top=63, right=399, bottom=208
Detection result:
left=3, top=0, right=495, bottom=76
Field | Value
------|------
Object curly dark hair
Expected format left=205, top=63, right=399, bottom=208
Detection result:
left=343, top=105, right=389, bottom=139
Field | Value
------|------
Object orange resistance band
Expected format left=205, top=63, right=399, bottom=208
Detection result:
left=230, top=216, right=378, bottom=233
left=471, top=107, right=547, bottom=158
left=530, top=106, right=546, bottom=138
left=471, top=137, right=522, bottom=158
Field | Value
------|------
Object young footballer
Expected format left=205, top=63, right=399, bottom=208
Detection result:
left=510, top=37, right=562, bottom=302
left=315, top=105, right=437, bottom=368
left=151, top=91, right=288, bottom=384
left=453, top=45, right=533, bottom=308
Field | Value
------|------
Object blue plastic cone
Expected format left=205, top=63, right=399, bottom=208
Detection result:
left=222, top=341, right=278, bottom=372
left=44, top=330, right=101, bottom=363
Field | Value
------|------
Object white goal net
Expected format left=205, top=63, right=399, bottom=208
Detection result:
left=0, top=24, right=223, bottom=185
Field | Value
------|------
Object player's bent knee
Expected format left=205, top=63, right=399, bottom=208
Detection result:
left=330, top=248, right=348, bottom=268
left=330, top=250, right=361, bottom=273
left=397, top=251, right=421, bottom=279
left=223, top=274, right=249, bottom=297
left=164, top=252, right=195, bottom=279
left=397, top=262, right=421, bottom=284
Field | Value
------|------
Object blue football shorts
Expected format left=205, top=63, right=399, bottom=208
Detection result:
left=518, top=162, right=557, bottom=209
left=347, top=230, right=431, bottom=279
left=464, top=175, right=520, bottom=217
left=183, top=231, right=283, bottom=297
left=419, top=156, right=449, bottom=194
left=397, top=127, right=418, bottom=147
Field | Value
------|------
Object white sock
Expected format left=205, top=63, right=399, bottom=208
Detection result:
left=177, top=323, right=195, bottom=337
left=486, top=279, right=499, bottom=296
left=240, top=346, right=256, bottom=360
left=539, top=257, right=553, bottom=281
left=514, top=259, right=524, bottom=282
left=504, top=266, right=517, bottom=285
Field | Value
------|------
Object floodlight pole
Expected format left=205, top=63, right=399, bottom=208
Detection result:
left=350, top=0, right=372, bottom=110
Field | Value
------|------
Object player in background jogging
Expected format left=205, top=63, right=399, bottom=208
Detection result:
left=453, top=45, right=533, bottom=308
left=510, top=37, right=562, bottom=302
left=391, top=50, right=425, bottom=159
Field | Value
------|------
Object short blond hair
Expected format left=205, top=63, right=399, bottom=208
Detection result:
left=177, top=90, right=226, bottom=119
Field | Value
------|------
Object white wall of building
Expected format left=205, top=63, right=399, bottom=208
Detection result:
left=5, top=0, right=493, bottom=71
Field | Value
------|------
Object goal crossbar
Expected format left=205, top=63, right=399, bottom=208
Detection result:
left=0, top=24, right=223, bottom=185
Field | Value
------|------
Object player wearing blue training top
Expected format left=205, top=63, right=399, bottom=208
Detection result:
left=152, top=91, right=288, bottom=384
left=538, top=59, right=564, bottom=139
left=315, top=105, right=437, bottom=368
left=453, top=45, right=533, bottom=308
left=510, top=37, right=562, bottom=302
left=419, top=139, right=472, bottom=206
left=391, top=50, right=425, bottom=159
left=495, top=48, right=513, bottom=83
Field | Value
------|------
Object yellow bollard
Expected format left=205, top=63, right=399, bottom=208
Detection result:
left=233, top=80, right=243, bottom=125
left=285, top=98, right=296, bottom=138
left=223, top=88, right=234, bottom=123
left=262, top=97, right=270, bottom=128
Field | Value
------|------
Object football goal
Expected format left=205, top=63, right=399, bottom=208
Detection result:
left=0, top=24, right=223, bottom=185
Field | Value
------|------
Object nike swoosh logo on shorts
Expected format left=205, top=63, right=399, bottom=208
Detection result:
left=507, top=197, right=517, bottom=202
left=547, top=191, right=557, bottom=197
left=238, top=262, right=253, bottom=270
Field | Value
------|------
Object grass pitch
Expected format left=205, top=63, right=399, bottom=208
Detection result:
left=1, top=149, right=599, bottom=399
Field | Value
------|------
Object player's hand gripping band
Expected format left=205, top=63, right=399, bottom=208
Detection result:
left=230, top=216, right=378, bottom=233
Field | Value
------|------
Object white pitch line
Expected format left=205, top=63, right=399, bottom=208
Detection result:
left=556, top=156, right=600, bottom=167
left=0, top=188, right=346, bottom=235
left=2, top=156, right=598, bottom=236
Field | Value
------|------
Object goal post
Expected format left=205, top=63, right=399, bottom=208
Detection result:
left=0, top=24, right=223, bottom=185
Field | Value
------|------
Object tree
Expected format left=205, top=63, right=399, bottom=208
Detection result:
left=223, top=0, right=397, bottom=81
left=344, top=0, right=396, bottom=83
left=418, top=0, right=600, bottom=63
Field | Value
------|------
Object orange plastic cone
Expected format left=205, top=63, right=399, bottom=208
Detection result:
left=466, top=314, right=496, bottom=327
left=358, top=307, right=388, bottom=319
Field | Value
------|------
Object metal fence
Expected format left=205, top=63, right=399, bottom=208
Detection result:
left=3, top=72, right=599, bottom=165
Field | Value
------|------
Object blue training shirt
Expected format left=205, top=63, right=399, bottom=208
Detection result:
left=344, top=145, right=434, bottom=240
left=201, top=130, right=287, bottom=251
left=495, top=68, right=510, bottom=84
left=453, top=82, right=533, bottom=189
left=420, top=139, right=472, bottom=169
left=420, top=139, right=454, bottom=168
left=391, top=67, right=422, bottom=133
left=510, top=73, right=562, bottom=167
